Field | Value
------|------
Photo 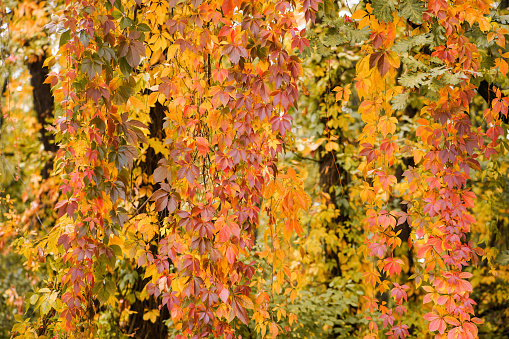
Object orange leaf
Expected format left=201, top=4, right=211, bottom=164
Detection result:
left=495, top=58, right=508, bottom=75
left=351, top=10, right=367, bottom=20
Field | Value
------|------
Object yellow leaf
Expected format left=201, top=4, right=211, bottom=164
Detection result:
left=166, top=44, right=179, bottom=60
left=148, top=91, right=159, bottom=107
left=286, top=167, right=297, bottom=180
left=149, top=48, right=163, bottom=66
left=238, top=295, right=254, bottom=309
left=275, top=180, right=285, bottom=195
left=143, top=309, right=160, bottom=323
left=351, top=10, right=367, bottom=20
left=325, top=141, right=339, bottom=152
left=129, top=96, right=145, bottom=110
left=290, top=289, right=297, bottom=302
left=386, top=51, right=400, bottom=68
left=137, top=218, right=158, bottom=241
left=477, top=17, right=491, bottom=32
left=144, top=264, right=158, bottom=280
left=171, top=277, right=188, bottom=293
left=43, top=56, right=56, bottom=68
left=263, top=180, right=276, bottom=199
left=378, top=116, right=397, bottom=137
left=261, top=323, right=267, bottom=338
left=257, top=60, right=269, bottom=73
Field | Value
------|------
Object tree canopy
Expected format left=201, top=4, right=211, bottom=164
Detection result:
left=1, top=0, right=509, bottom=339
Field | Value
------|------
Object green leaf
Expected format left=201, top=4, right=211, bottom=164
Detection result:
left=401, top=55, right=429, bottom=70
left=391, top=92, right=410, bottom=110
left=59, top=30, right=71, bottom=47
left=119, top=57, right=132, bottom=78
left=372, top=0, right=397, bottom=23
left=399, top=72, right=427, bottom=88
left=322, top=32, right=346, bottom=47
left=441, top=72, right=463, bottom=85
left=399, top=0, right=425, bottom=24
left=110, top=180, right=126, bottom=202
left=112, top=10, right=122, bottom=20
left=80, top=32, right=90, bottom=48
left=137, top=23, right=151, bottom=32
left=98, top=47, right=115, bottom=63
left=106, top=280, right=116, bottom=294
left=430, top=21, right=446, bottom=47
left=495, top=14, right=509, bottom=24
left=81, top=58, right=102, bottom=79
left=392, top=34, right=432, bottom=54
left=345, top=26, right=370, bottom=46
left=496, top=250, right=509, bottom=265
left=465, top=25, right=493, bottom=49
left=428, top=65, right=448, bottom=78
left=110, top=244, right=123, bottom=257
left=97, top=285, right=110, bottom=305
left=323, top=0, right=337, bottom=17
left=120, top=17, right=133, bottom=30
left=114, top=0, right=124, bottom=13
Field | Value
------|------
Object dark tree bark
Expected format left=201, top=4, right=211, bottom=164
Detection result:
left=140, top=101, right=166, bottom=176
left=394, top=105, right=418, bottom=275
left=477, top=81, right=509, bottom=124
left=127, top=267, right=170, bottom=339
left=28, top=52, right=57, bottom=178
left=319, top=128, right=351, bottom=278
left=127, top=101, right=169, bottom=339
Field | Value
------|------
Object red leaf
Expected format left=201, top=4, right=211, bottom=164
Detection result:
left=219, top=288, right=229, bottom=303
left=153, top=166, right=170, bottom=183
left=226, top=246, right=236, bottom=264
left=195, top=137, right=209, bottom=155
left=232, top=299, right=248, bottom=324
left=377, top=53, right=391, bottom=76
left=369, top=52, right=382, bottom=69
left=222, top=0, right=234, bottom=15
left=218, top=25, right=232, bottom=37
left=167, top=195, right=178, bottom=213
left=384, top=257, right=404, bottom=276
left=444, top=316, right=460, bottom=326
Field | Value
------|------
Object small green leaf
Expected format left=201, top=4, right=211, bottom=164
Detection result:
left=112, top=10, right=122, bottom=20
left=399, top=72, right=428, bottom=88
left=345, top=26, right=370, bottom=45
left=137, top=23, right=151, bottom=32
left=496, top=250, right=509, bottom=265
left=399, top=0, right=425, bottom=24
left=120, top=17, right=133, bottom=30
left=59, top=30, right=71, bottom=47
left=392, top=34, right=432, bottom=54
left=372, top=0, right=397, bottom=23
left=391, top=92, right=410, bottom=110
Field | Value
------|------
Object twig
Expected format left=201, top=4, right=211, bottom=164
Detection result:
left=294, top=154, right=319, bottom=163
left=129, top=192, right=155, bottom=220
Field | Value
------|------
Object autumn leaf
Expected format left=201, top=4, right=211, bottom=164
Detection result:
left=384, top=257, right=404, bottom=276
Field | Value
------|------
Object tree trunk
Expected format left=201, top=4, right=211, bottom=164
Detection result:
left=127, top=101, right=169, bottom=339
left=28, top=52, right=57, bottom=178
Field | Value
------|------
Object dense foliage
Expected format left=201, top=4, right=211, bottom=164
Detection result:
left=2, top=0, right=509, bottom=339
